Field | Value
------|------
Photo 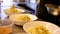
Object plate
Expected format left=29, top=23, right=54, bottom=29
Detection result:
left=23, top=21, right=60, bottom=34
left=9, top=14, right=37, bottom=26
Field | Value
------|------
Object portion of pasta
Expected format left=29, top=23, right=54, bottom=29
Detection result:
left=27, top=24, right=50, bottom=34
left=14, top=15, right=30, bottom=22
left=9, top=5, right=19, bottom=14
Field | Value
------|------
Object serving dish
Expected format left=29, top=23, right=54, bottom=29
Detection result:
left=23, top=21, right=60, bottom=34
left=9, top=14, right=37, bottom=26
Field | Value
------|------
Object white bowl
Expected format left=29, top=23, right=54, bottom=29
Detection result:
left=4, top=8, right=25, bottom=16
left=9, top=14, right=37, bottom=26
left=23, top=21, right=60, bottom=34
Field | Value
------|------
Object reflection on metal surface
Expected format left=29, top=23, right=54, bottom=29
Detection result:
left=45, top=4, right=60, bottom=16
left=52, top=10, right=58, bottom=16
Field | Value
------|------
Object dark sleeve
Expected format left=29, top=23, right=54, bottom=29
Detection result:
left=36, top=0, right=48, bottom=18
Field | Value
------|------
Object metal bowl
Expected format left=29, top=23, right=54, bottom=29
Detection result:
left=45, top=4, right=60, bottom=16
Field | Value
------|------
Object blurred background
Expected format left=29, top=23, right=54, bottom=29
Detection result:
left=0, top=0, right=40, bottom=19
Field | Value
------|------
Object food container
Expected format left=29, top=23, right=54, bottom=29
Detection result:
left=9, top=14, right=37, bottom=26
left=45, top=4, right=60, bottom=16
left=4, top=8, right=25, bottom=16
left=0, top=19, right=14, bottom=34
left=23, top=21, right=60, bottom=34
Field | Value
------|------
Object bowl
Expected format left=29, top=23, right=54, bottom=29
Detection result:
left=0, top=19, right=14, bottom=34
left=9, top=14, right=37, bottom=26
left=4, top=8, right=25, bottom=16
left=45, top=4, right=60, bottom=16
left=23, top=21, right=60, bottom=34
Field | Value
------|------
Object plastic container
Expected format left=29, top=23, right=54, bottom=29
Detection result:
left=0, top=19, right=14, bottom=34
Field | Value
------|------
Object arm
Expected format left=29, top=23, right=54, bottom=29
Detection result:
left=36, top=0, right=48, bottom=18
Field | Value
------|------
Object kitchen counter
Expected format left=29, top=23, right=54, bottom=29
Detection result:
left=12, top=25, right=27, bottom=34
